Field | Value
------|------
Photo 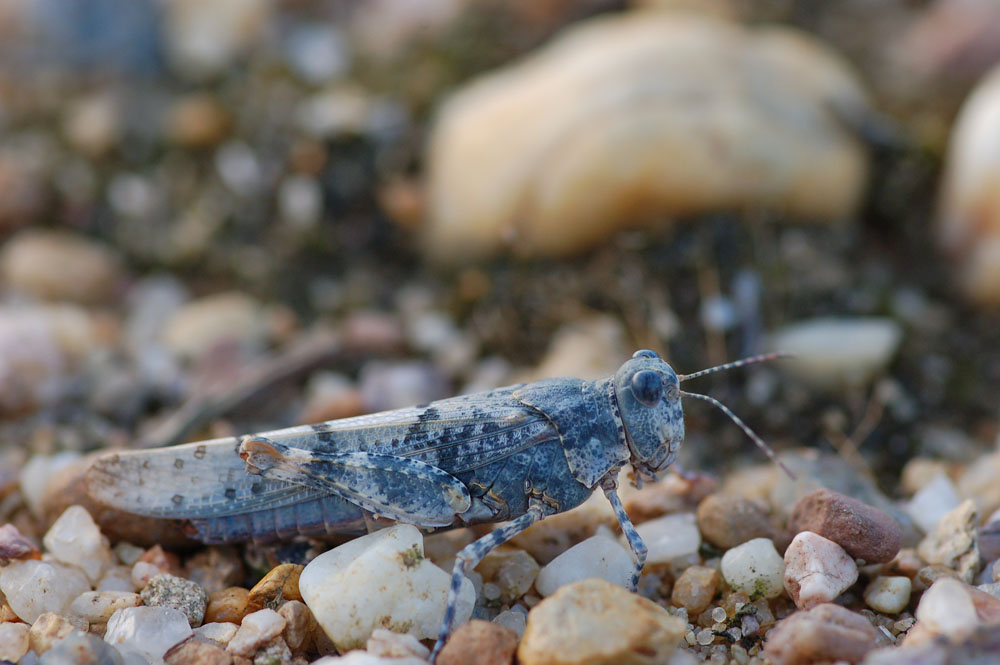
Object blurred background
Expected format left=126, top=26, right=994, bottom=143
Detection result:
left=1, top=0, right=1000, bottom=537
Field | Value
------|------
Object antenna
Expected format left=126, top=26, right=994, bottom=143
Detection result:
left=679, top=352, right=795, bottom=479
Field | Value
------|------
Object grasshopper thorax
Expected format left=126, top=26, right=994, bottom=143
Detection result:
left=613, top=349, right=684, bottom=484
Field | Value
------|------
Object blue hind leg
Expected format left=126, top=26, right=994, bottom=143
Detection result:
left=430, top=502, right=550, bottom=662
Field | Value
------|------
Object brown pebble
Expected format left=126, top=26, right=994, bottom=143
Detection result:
left=696, top=493, right=776, bottom=550
left=670, top=565, right=720, bottom=614
left=28, top=612, right=84, bottom=655
left=763, top=603, right=878, bottom=665
left=1, top=600, right=19, bottom=623
left=913, top=564, right=962, bottom=592
left=437, top=619, right=518, bottom=665
left=165, top=637, right=233, bottom=665
left=788, top=489, right=902, bottom=563
left=279, top=600, right=317, bottom=654
left=205, top=587, right=250, bottom=624
left=247, top=564, right=304, bottom=613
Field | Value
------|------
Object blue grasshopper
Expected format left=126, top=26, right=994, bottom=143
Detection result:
left=87, top=349, right=786, bottom=657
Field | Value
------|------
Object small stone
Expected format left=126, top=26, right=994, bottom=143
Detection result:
left=20, top=452, right=84, bottom=518
left=518, top=578, right=686, bottom=665
left=131, top=562, right=163, bottom=590
left=298, top=524, right=474, bottom=651
left=0, top=523, right=40, bottom=562
left=29, top=612, right=85, bottom=655
left=864, top=577, right=912, bottom=614
left=0, top=560, right=90, bottom=623
left=70, top=591, right=142, bottom=624
left=914, top=565, right=962, bottom=592
left=41, top=630, right=125, bottom=665
left=670, top=566, right=720, bottom=615
left=165, top=94, right=231, bottom=147
left=160, top=292, right=268, bottom=363
left=366, top=628, right=429, bottom=660
left=165, top=637, right=233, bottom=665
left=311, top=654, right=425, bottom=665
left=763, top=603, right=878, bottom=665
left=769, top=318, right=902, bottom=391
left=142, top=573, right=210, bottom=626
left=104, top=606, right=193, bottom=663
left=696, top=494, right=776, bottom=550
left=915, top=577, right=980, bottom=640
left=195, top=622, right=240, bottom=647
left=721, top=538, right=786, bottom=599
left=205, top=587, right=250, bottom=624
left=226, top=609, right=286, bottom=657
left=492, top=610, right=527, bottom=638
left=513, top=492, right=618, bottom=564
left=278, top=601, right=316, bottom=653
left=906, top=474, right=962, bottom=535
left=246, top=564, right=303, bottom=614
left=788, top=489, right=902, bottom=564
left=184, top=548, right=244, bottom=596
left=630, top=512, right=700, bottom=565
left=0, top=622, right=30, bottom=662
left=97, top=566, right=136, bottom=593
left=917, top=499, right=980, bottom=583
left=492, top=550, right=540, bottom=602
left=0, top=230, right=122, bottom=304
left=783, top=531, right=859, bottom=609
left=437, top=619, right=517, bottom=665
left=535, top=535, right=632, bottom=597
left=250, top=636, right=291, bottom=665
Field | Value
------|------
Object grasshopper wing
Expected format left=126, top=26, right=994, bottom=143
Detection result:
left=87, top=437, right=323, bottom=519
left=241, top=438, right=470, bottom=526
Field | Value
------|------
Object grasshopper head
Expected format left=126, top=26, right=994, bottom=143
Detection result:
left=613, top=349, right=684, bottom=485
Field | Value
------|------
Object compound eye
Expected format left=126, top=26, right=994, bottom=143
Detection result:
left=630, top=370, right=663, bottom=407
left=632, top=349, right=660, bottom=360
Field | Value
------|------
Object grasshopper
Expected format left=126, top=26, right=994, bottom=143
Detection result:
left=87, top=349, right=787, bottom=658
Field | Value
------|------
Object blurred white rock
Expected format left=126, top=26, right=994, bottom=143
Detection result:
left=43, top=505, right=114, bottom=584
left=162, top=0, right=273, bottom=80
left=939, top=63, right=1000, bottom=305
left=425, top=11, right=871, bottom=261
left=769, top=317, right=902, bottom=391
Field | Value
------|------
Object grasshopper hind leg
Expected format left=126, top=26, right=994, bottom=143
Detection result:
left=430, top=501, right=552, bottom=662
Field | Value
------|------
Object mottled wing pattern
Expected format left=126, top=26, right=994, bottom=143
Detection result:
left=87, top=387, right=560, bottom=523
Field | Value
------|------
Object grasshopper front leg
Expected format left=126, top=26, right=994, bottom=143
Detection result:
left=431, top=501, right=552, bottom=662
left=601, top=472, right=646, bottom=591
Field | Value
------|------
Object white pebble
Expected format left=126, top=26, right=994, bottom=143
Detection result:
left=493, top=609, right=527, bottom=637
left=104, top=606, right=192, bottom=663
left=0, top=559, right=91, bottom=623
left=194, top=622, right=240, bottom=646
left=915, top=577, right=979, bottom=640
left=769, top=317, right=902, bottom=391
left=312, top=653, right=428, bottom=665
left=864, top=576, right=912, bottom=614
left=226, top=608, right=286, bottom=656
left=131, top=561, right=162, bottom=589
left=629, top=512, right=700, bottom=565
left=299, top=524, right=475, bottom=652
left=97, top=565, right=136, bottom=592
left=906, top=473, right=961, bottom=534
left=366, top=628, right=430, bottom=660
left=536, top=534, right=633, bottom=596
left=70, top=591, right=142, bottom=623
left=43, top=505, right=113, bottom=584
left=721, top=538, right=785, bottom=599
left=783, top=531, right=858, bottom=609
left=0, top=622, right=30, bottom=662
left=19, top=452, right=81, bottom=518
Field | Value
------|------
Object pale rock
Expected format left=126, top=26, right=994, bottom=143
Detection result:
left=0, top=622, right=30, bottom=662
left=957, top=450, right=1000, bottom=518
left=425, top=12, right=871, bottom=262
left=938, top=63, right=1000, bottom=305
left=783, top=531, right=859, bottom=609
left=763, top=603, right=878, bottom=665
left=278, top=175, right=323, bottom=230
left=513, top=490, right=618, bottom=564
left=520, top=316, right=629, bottom=382
left=28, top=612, right=85, bottom=655
left=721, top=538, right=786, bottom=599
left=70, top=591, right=141, bottom=624
left=906, top=473, right=962, bottom=534
left=312, top=652, right=427, bottom=665
left=0, top=306, right=101, bottom=415
left=0, top=559, right=90, bottom=623
left=226, top=608, right=285, bottom=657
left=19, top=452, right=83, bottom=519
left=130, top=562, right=163, bottom=590
left=43, top=505, right=113, bottom=584
left=104, top=606, right=192, bottom=663
left=194, top=622, right=240, bottom=646
left=299, top=524, right=474, bottom=652
left=97, top=566, right=136, bottom=592
left=917, top=499, right=980, bottom=583
left=295, top=86, right=371, bottom=139
left=768, top=318, right=902, bottom=391
left=0, top=230, right=122, bottom=304
left=480, top=548, right=539, bottom=602
left=518, top=578, right=686, bottom=665
left=493, top=609, right=527, bottom=637
left=365, top=628, right=429, bottom=660
left=140, top=574, right=208, bottom=627
left=43, top=630, right=127, bottom=665
left=864, top=576, right=912, bottom=614
left=630, top=512, right=701, bottom=566
left=915, top=577, right=979, bottom=640
left=162, top=0, right=272, bottom=79
left=62, top=91, right=120, bottom=157
left=536, top=534, right=633, bottom=596
left=160, top=292, right=268, bottom=362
